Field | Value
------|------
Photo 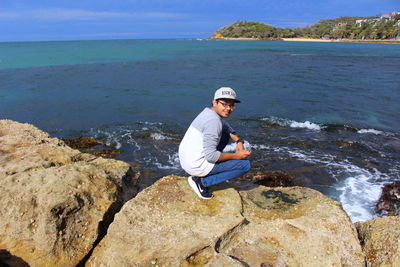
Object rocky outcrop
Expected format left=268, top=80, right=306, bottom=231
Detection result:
left=4, top=119, right=400, bottom=267
left=375, top=181, right=400, bottom=216
left=358, top=216, right=400, bottom=267
left=87, top=175, right=364, bottom=266
left=0, top=120, right=139, bottom=266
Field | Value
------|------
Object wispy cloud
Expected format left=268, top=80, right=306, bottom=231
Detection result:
left=0, top=8, right=185, bottom=21
left=0, top=12, right=19, bottom=19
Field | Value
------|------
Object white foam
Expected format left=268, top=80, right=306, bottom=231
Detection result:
left=336, top=169, right=388, bottom=222
left=90, top=127, right=141, bottom=150
left=290, top=121, right=321, bottom=131
left=260, top=116, right=291, bottom=127
left=150, top=132, right=169, bottom=140
left=358, top=129, right=383, bottom=135
left=153, top=152, right=180, bottom=169
left=250, top=144, right=270, bottom=150
left=284, top=146, right=394, bottom=222
left=223, top=140, right=252, bottom=152
left=260, top=117, right=321, bottom=131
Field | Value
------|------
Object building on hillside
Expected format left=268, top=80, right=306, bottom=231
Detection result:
left=380, top=12, right=400, bottom=19
left=356, top=20, right=364, bottom=27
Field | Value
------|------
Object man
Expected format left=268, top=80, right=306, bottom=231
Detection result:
left=179, top=87, right=251, bottom=199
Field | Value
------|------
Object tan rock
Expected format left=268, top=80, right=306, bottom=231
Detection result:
left=0, top=120, right=138, bottom=266
left=219, top=186, right=365, bottom=266
left=88, top=177, right=365, bottom=267
left=358, top=216, right=400, bottom=267
left=87, top=175, right=245, bottom=266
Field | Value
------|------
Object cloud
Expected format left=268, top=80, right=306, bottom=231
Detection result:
left=0, top=8, right=185, bottom=21
left=0, top=12, right=19, bottom=19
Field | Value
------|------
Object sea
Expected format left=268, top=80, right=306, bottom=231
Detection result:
left=1, top=39, right=399, bottom=222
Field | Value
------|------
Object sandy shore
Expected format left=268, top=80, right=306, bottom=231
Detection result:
left=282, top=38, right=332, bottom=42
left=282, top=38, right=400, bottom=44
left=205, top=36, right=400, bottom=44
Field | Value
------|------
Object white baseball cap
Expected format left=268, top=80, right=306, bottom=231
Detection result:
left=214, top=87, right=241, bottom=103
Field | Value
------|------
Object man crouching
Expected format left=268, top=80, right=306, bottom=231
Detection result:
left=179, top=87, right=251, bottom=199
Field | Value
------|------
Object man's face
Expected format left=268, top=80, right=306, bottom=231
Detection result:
left=212, top=99, right=236, bottom=118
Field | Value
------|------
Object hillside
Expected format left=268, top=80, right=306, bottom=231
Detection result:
left=209, top=12, right=400, bottom=40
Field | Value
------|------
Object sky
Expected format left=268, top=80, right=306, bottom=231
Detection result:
left=0, top=0, right=399, bottom=41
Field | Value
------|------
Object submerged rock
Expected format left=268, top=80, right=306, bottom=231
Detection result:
left=245, top=170, right=296, bottom=187
left=62, top=136, right=121, bottom=158
left=87, top=176, right=364, bottom=266
left=358, top=216, right=400, bottom=267
left=0, top=120, right=139, bottom=267
left=375, top=181, right=400, bottom=216
left=61, top=136, right=100, bottom=149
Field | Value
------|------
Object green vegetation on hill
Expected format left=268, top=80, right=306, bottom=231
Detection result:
left=214, top=13, right=400, bottom=40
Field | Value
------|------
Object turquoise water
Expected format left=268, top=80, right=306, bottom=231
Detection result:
left=1, top=39, right=399, bottom=131
left=1, top=39, right=400, bottom=221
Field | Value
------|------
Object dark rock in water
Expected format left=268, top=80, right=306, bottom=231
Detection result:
left=61, top=136, right=100, bottom=149
left=288, top=166, right=333, bottom=186
left=244, top=171, right=296, bottom=187
left=383, top=140, right=400, bottom=153
left=321, top=124, right=357, bottom=132
left=62, top=136, right=121, bottom=158
left=94, top=149, right=121, bottom=157
left=375, top=181, right=400, bottom=216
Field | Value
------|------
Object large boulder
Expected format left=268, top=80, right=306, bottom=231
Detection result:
left=88, top=176, right=364, bottom=266
left=0, top=120, right=138, bottom=266
left=87, top=175, right=245, bottom=266
left=358, top=216, right=400, bottom=267
left=220, top=186, right=365, bottom=266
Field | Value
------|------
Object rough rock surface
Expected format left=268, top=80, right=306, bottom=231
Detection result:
left=375, top=181, right=400, bottom=216
left=87, top=175, right=245, bottom=266
left=358, top=216, right=400, bottom=267
left=88, top=176, right=364, bottom=266
left=0, top=120, right=138, bottom=267
left=221, top=186, right=365, bottom=266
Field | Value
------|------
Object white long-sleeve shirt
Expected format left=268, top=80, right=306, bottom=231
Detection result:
left=179, top=108, right=223, bottom=177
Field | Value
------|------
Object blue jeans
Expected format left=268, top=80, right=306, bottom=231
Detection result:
left=200, top=159, right=251, bottom=187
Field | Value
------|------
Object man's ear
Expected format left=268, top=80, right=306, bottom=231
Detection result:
left=212, top=99, right=218, bottom=107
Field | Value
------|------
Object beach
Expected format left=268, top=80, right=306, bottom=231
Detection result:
left=282, top=37, right=400, bottom=44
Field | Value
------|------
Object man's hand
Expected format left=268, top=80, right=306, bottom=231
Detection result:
left=217, top=149, right=251, bottom=162
left=235, top=149, right=251, bottom=159
left=236, top=141, right=245, bottom=152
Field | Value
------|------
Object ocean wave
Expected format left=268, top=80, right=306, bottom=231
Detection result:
left=223, top=140, right=252, bottom=152
left=290, top=121, right=321, bottom=131
left=259, top=116, right=396, bottom=136
left=260, top=117, right=321, bottom=131
left=357, top=129, right=384, bottom=135
left=336, top=169, right=388, bottom=222
left=153, top=152, right=180, bottom=170
left=88, top=122, right=169, bottom=151
left=150, top=132, right=169, bottom=140
left=281, top=146, right=394, bottom=222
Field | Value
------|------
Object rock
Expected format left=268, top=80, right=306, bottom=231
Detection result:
left=245, top=171, right=296, bottom=187
left=375, top=181, right=400, bottom=216
left=358, top=216, right=400, bottom=267
left=219, top=186, right=365, bottom=266
left=0, top=120, right=139, bottom=267
left=61, top=136, right=100, bottom=149
left=62, top=136, right=121, bottom=158
left=93, top=149, right=120, bottom=157
left=87, top=175, right=245, bottom=266
left=88, top=176, right=364, bottom=266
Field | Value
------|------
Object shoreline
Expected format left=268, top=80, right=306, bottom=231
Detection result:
left=204, top=36, right=400, bottom=44
left=282, top=38, right=400, bottom=44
